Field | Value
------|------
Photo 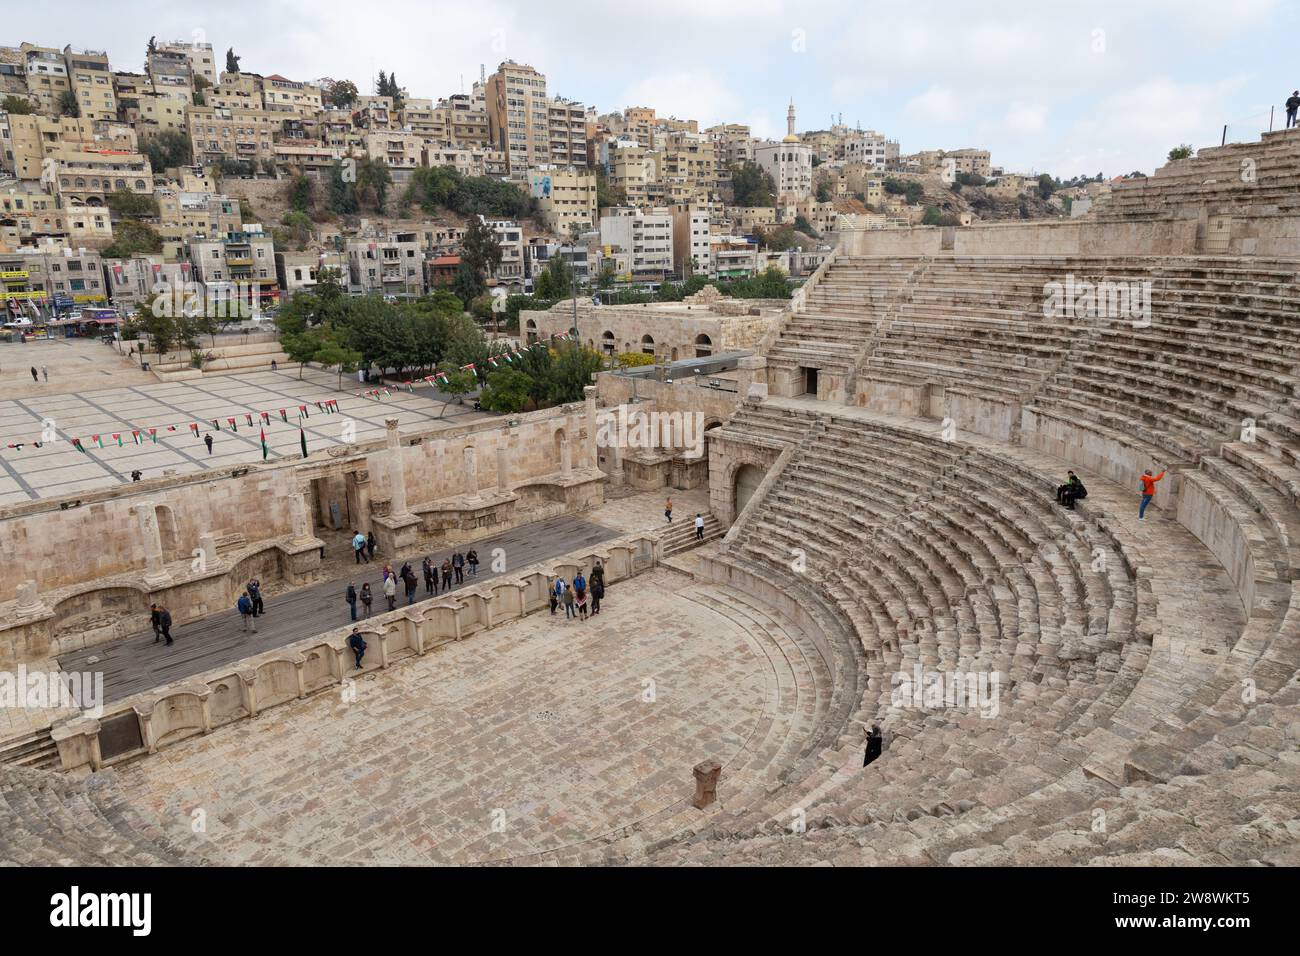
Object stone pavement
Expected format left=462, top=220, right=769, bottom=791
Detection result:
left=58, top=513, right=621, bottom=704
left=0, top=348, right=487, bottom=505
left=107, top=570, right=788, bottom=865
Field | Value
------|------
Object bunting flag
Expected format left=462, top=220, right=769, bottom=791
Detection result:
left=404, top=381, right=414, bottom=393
left=260, top=411, right=270, bottom=425
left=315, top=400, right=324, bottom=411
left=189, top=423, right=198, bottom=437
left=298, top=404, right=309, bottom=419
left=71, top=438, right=86, bottom=453
left=212, top=419, right=221, bottom=431
left=245, top=413, right=254, bottom=428
left=279, top=409, right=288, bottom=423
left=227, top=417, right=238, bottom=432
left=93, top=435, right=103, bottom=449
left=299, top=427, right=308, bottom=459
left=111, top=434, right=122, bottom=447
left=487, top=357, right=499, bottom=368
left=149, top=429, right=158, bottom=443
left=131, top=431, right=142, bottom=445
left=260, top=428, right=269, bottom=461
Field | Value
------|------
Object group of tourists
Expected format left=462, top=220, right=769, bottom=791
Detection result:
left=236, top=578, right=265, bottom=632
left=344, top=549, right=480, bottom=620
left=351, top=530, right=379, bottom=564
left=1055, top=467, right=1166, bottom=520
left=550, top=563, right=606, bottom=621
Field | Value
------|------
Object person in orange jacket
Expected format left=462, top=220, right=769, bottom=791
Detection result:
left=1139, top=468, right=1166, bottom=519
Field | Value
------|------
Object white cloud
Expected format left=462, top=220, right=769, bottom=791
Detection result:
left=1004, top=102, right=1048, bottom=135
left=904, top=86, right=958, bottom=124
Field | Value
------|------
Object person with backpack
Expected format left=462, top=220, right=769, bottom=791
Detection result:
left=347, top=629, right=367, bottom=669
left=1055, top=471, right=1087, bottom=510
left=352, top=530, right=369, bottom=564
left=359, top=582, right=373, bottom=618
left=237, top=593, right=257, bottom=633
left=346, top=583, right=358, bottom=622
left=423, top=557, right=436, bottom=595
left=1139, top=467, right=1166, bottom=520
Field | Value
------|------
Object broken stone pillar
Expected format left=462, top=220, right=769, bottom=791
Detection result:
left=559, top=437, right=572, bottom=477
left=288, top=489, right=312, bottom=541
left=384, top=419, right=410, bottom=518
left=584, top=385, right=598, bottom=469
left=464, top=445, right=479, bottom=498
left=196, top=533, right=221, bottom=573
left=692, top=759, right=721, bottom=809
left=15, top=579, right=41, bottom=613
left=496, top=446, right=510, bottom=492
left=133, top=501, right=172, bottom=588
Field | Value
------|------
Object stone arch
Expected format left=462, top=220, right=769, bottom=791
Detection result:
left=733, top=463, right=765, bottom=518
left=525, top=319, right=538, bottom=344
left=641, top=334, right=655, bottom=356
left=553, top=426, right=567, bottom=465
left=694, top=333, right=712, bottom=358
left=154, top=504, right=180, bottom=563
left=600, top=330, right=615, bottom=356
left=670, top=347, right=679, bottom=361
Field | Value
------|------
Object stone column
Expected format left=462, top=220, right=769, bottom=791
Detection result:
left=384, top=419, right=410, bottom=518
left=196, top=533, right=222, bottom=573
left=464, top=445, right=479, bottom=498
left=133, top=501, right=172, bottom=588
left=15, top=579, right=42, bottom=614
left=288, top=488, right=312, bottom=541
left=692, top=759, right=721, bottom=809
left=495, top=446, right=510, bottom=492
left=559, top=438, right=572, bottom=477
left=583, top=385, right=598, bottom=469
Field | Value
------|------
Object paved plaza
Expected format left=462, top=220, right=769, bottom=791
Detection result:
left=107, top=569, right=791, bottom=865
left=0, top=339, right=488, bottom=504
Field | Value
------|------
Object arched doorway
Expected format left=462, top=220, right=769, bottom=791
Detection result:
left=526, top=319, right=538, bottom=344
left=601, top=330, right=615, bottom=356
left=641, top=334, right=655, bottom=356
left=733, top=464, right=765, bottom=518
left=694, top=333, right=712, bottom=358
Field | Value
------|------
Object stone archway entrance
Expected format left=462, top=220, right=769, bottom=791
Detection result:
left=733, top=463, right=765, bottom=518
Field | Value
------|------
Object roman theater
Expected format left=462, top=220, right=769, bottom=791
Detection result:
left=3, top=131, right=1300, bottom=867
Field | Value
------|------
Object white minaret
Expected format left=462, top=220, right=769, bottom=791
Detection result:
left=787, top=99, right=796, bottom=139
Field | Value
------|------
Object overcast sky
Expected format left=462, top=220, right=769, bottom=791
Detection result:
left=8, top=0, right=1295, bottom=177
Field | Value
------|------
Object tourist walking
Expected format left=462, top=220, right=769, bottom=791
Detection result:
left=453, top=551, right=465, bottom=584
left=360, top=582, right=373, bottom=617
left=150, top=604, right=163, bottom=643
left=1055, top=471, right=1087, bottom=510
left=152, top=603, right=173, bottom=645
left=347, top=629, right=367, bottom=669
left=246, top=579, right=264, bottom=617
left=863, top=724, right=883, bottom=767
left=423, top=557, right=436, bottom=595
left=467, top=548, right=479, bottom=576
left=1138, top=467, right=1166, bottom=520
left=562, top=581, right=575, bottom=619
left=590, top=570, right=604, bottom=616
left=664, top=496, right=673, bottom=522
left=237, top=593, right=257, bottom=633
left=346, top=583, right=358, bottom=621
left=353, top=530, right=369, bottom=564
left=383, top=572, right=397, bottom=611
left=1288, top=90, right=1300, bottom=129
left=441, top=558, right=453, bottom=591
left=41, top=365, right=47, bottom=382
left=694, top=513, right=705, bottom=540
left=29, top=366, right=37, bottom=384
left=367, top=531, right=377, bottom=561
left=204, top=433, right=214, bottom=455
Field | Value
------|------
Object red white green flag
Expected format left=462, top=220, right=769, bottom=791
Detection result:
left=260, top=428, right=269, bottom=461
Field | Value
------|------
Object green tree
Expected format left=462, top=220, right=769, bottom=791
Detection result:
left=321, top=78, right=359, bottom=109
left=281, top=328, right=323, bottom=378
left=922, top=205, right=959, bottom=227
left=288, top=175, right=314, bottom=214
left=730, top=161, right=777, bottom=206
left=0, top=95, right=35, bottom=115
left=1167, top=144, right=1194, bottom=161
left=225, top=48, right=241, bottom=74
left=479, top=367, right=534, bottom=413
left=616, top=351, right=654, bottom=368
left=543, top=343, right=603, bottom=406
left=534, top=256, right=574, bottom=300
left=884, top=178, right=924, bottom=204
left=434, top=369, right=477, bottom=417
left=355, top=157, right=392, bottom=212
left=313, top=334, right=363, bottom=391
left=461, top=216, right=502, bottom=289
left=57, top=90, right=80, bottom=118
left=1037, top=173, right=1057, bottom=200
left=106, top=189, right=159, bottom=220
left=140, top=130, right=193, bottom=171
left=595, top=168, right=626, bottom=210
left=327, top=160, right=358, bottom=214
left=102, top=220, right=164, bottom=258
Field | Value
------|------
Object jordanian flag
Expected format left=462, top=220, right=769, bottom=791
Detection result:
left=71, top=438, right=86, bottom=453
left=189, top=423, right=199, bottom=436
left=131, top=431, right=142, bottom=445
left=112, top=434, right=123, bottom=447
left=149, top=429, right=158, bottom=443
left=260, top=428, right=269, bottom=461
left=92, top=435, right=103, bottom=448
left=299, top=427, right=308, bottom=459
left=279, top=409, right=288, bottom=422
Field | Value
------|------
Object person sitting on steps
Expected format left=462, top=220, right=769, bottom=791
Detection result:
left=1055, top=471, right=1087, bottom=510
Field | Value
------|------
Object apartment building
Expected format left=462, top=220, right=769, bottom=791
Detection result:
left=18, top=44, right=70, bottom=116
left=273, top=141, right=346, bottom=180
left=604, top=138, right=649, bottom=206
left=62, top=47, right=116, bottom=122
left=146, top=49, right=194, bottom=102
left=363, top=129, right=426, bottom=179
left=546, top=97, right=588, bottom=168
left=483, top=218, right=525, bottom=290
left=262, top=75, right=323, bottom=115
left=42, top=146, right=153, bottom=207
left=188, top=105, right=278, bottom=167
left=101, top=255, right=193, bottom=312
left=352, top=96, right=395, bottom=130
left=156, top=40, right=217, bottom=87
left=0, top=114, right=137, bottom=181
left=155, top=188, right=242, bottom=243
left=485, top=61, right=549, bottom=175
left=186, top=228, right=277, bottom=302
left=432, top=93, right=490, bottom=147
left=670, top=202, right=712, bottom=277
left=662, top=130, right=718, bottom=197
left=422, top=145, right=506, bottom=178
left=623, top=106, right=655, bottom=147
left=529, top=167, right=596, bottom=235
left=208, top=71, right=263, bottom=110
left=599, top=206, right=672, bottom=283
left=276, top=249, right=347, bottom=293
left=710, top=236, right=758, bottom=279
left=113, top=71, right=190, bottom=135
left=345, top=233, right=424, bottom=296
left=1, top=242, right=107, bottom=311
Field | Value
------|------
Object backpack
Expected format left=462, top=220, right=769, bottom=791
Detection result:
left=238, top=596, right=251, bottom=614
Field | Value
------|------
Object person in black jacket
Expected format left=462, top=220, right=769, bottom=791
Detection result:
left=150, top=605, right=163, bottom=643
left=1055, top=471, right=1086, bottom=510
left=152, top=604, right=173, bottom=645
left=346, top=583, right=358, bottom=622
left=863, top=724, right=883, bottom=767
left=1288, top=90, right=1300, bottom=129
left=347, top=629, right=367, bottom=669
